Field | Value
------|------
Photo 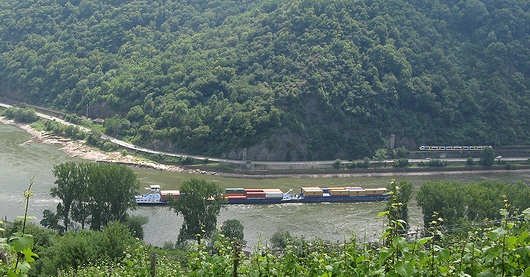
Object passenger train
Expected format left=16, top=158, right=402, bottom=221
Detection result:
left=419, top=145, right=492, bottom=151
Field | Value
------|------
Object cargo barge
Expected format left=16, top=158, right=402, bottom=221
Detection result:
left=135, top=186, right=389, bottom=205
left=225, top=187, right=389, bottom=204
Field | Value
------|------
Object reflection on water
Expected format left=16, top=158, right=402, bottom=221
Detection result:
left=1, top=122, right=529, bottom=249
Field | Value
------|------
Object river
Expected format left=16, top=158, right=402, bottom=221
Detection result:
left=1, top=122, right=529, bottom=250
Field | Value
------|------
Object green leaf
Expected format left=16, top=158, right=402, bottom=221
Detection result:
left=505, top=235, right=517, bottom=248
left=21, top=247, right=39, bottom=263
left=419, top=237, right=432, bottom=245
left=377, top=211, right=389, bottom=218
left=489, top=227, right=507, bottom=240
left=379, top=247, right=394, bottom=262
left=395, top=261, right=413, bottom=276
left=9, top=233, right=34, bottom=252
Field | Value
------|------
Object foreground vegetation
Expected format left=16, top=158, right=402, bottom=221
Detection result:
left=67, top=209, right=530, bottom=277
left=1, top=0, right=528, bottom=160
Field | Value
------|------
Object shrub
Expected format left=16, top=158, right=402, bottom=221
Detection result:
left=393, top=158, right=410, bottom=168
left=270, top=229, right=294, bottom=249
left=4, top=107, right=39, bottom=123
left=392, top=146, right=409, bottom=159
left=427, top=159, right=447, bottom=167
left=479, top=146, right=495, bottom=166
left=333, top=159, right=342, bottom=169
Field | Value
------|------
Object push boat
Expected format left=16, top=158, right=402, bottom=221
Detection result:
left=135, top=186, right=388, bottom=205
left=134, top=185, right=180, bottom=205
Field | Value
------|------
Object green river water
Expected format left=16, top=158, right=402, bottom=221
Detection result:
left=1, top=122, right=529, bottom=249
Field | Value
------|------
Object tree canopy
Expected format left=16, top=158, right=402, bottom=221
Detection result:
left=416, top=181, right=530, bottom=228
left=0, top=0, right=528, bottom=160
left=221, top=219, right=245, bottom=245
left=169, top=178, right=225, bottom=244
left=42, top=162, right=139, bottom=232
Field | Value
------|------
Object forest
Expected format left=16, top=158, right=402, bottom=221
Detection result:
left=0, top=0, right=528, bottom=161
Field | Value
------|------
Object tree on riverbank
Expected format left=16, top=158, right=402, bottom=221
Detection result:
left=416, top=181, right=530, bottom=228
left=169, top=179, right=224, bottom=244
left=2, top=105, right=38, bottom=123
left=41, top=162, right=139, bottom=232
left=480, top=146, right=495, bottom=167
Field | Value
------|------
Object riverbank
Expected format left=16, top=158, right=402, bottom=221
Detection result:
left=2, top=114, right=529, bottom=179
left=0, top=115, right=199, bottom=173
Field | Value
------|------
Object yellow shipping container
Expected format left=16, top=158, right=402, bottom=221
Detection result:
left=330, top=189, right=349, bottom=196
left=345, top=186, right=363, bottom=190
left=365, top=188, right=387, bottom=195
left=302, top=187, right=321, bottom=191
left=304, top=193, right=324, bottom=197
left=349, top=190, right=367, bottom=196
left=302, top=191, right=322, bottom=194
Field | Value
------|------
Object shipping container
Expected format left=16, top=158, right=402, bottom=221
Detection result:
left=227, top=195, right=247, bottom=199
left=160, top=190, right=180, bottom=201
left=330, top=189, right=349, bottom=196
left=302, top=192, right=323, bottom=198
left=245, top=192, right=266, bottom=198
left=301, top=187, right=321, bottom=191
left=226, top=188, right=245, bottom=194
left=244, top=189, right=265, bottom=193
left=364, top=188, right=387, bottom=195
left=349, top=190, right=367, bottom=196
left=345, top=187, right=363, bottom=191
left=262, top=189, right=283, bottom=198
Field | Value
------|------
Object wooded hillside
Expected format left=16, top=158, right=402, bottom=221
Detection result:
left=1, top=0, right=528, bottom=160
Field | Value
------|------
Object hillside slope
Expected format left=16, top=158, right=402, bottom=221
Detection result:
left=1, top=0, right=528, bottom=160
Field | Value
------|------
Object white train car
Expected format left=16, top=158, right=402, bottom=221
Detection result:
left=419, top=145, right=491, bottom=151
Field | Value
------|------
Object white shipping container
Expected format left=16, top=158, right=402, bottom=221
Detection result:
left=265, top=192, right=284, bottom=198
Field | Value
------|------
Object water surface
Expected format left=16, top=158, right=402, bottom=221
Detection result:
left=1, top=122, right=529, bottom=249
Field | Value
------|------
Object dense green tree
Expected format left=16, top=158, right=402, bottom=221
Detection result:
left=47, top=162, right=139, bottom=231
left=270, top=229, right=294, bottom=250
left=220, top=219, right=245, bottom=245
left=417, top=181, right=530, bottom=228
left=3, top=106, right=39, bottom=123
left=124, top=215, right=149, bottom=240
left=49, top=162, right=88, bottom=231
left=480, top=146, right=495, bottom=167
left=416, top=181, right=469, bottom=227
left=392, top=146, right=409, bottom=159
left=373, top=148, right=388, bottom=164
left=169, top=179, right=224, bottom=244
